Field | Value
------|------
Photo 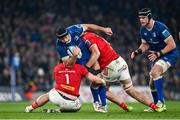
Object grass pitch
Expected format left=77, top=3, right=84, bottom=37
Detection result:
left=0, top=101, right=180, bottom=119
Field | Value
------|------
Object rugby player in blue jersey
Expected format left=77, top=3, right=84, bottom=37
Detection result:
left=131, top=8, right=179, bottom=112
left=55, top=24, right=112, bottom=112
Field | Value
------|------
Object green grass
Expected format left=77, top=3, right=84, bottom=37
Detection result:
left=0, top=101, right=180, bottom=119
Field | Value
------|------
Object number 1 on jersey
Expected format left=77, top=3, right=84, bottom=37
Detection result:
left=65, top=74, right=69, bottom=84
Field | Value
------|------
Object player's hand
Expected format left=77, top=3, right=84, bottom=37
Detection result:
left=130, top=49, right=142, bottom=60
left=130, top=51, right=136, bottom=60
left=148, top=51, right=159, bottom=62
left=73, top=46, right=81, bottom=56
left=104, top=28, right=113, bottom=36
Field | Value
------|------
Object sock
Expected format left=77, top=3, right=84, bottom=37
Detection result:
left=154, top=77, right=164, bottom=103
left=90, top=85, right=99, bottom=103
left=29, top=106, right=34, bottom=111
left=151, top=89, right=158, bottom=104
left=32, top=101, right=39, bottom=109
left=149, top=102, right=158, bottom=110
left=119, top=102, right=128, bottom=110
left=98, top=86, right=106, bottom=106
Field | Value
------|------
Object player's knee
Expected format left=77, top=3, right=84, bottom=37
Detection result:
left=122, top=81, right=133, bottom=91
left=149, top=82, right=155, bottom=90
left=150, top=71, right=161, bottom=79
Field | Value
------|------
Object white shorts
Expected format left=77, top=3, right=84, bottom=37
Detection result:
left=155, top=59, right=171, bottom=73
left=49, top=88, right=81, bottom=112
left=101, top=56, right=131, bottom=82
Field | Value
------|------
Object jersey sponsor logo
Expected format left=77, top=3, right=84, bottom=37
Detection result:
left=58, top=70, right=76, bottom=73
left=162, top=29, right=170, bottom=38
left=148, top=38, right=159, bottom=44
left=75, top=36, right=79, bottom=41
left=153, top=32, right=156, bottom=37
left=60, top=84, right=75, bottom=91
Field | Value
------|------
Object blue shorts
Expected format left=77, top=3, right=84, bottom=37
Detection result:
left=160, top=52, right=179, bottom=67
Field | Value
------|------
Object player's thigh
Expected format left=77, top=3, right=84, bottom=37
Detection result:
left=154, top=59, right=171, bottom=73
left=150, top=59, right=170, bottom=78
left=101, top=56, right=130, bottom=82
left=49, top=88, right=81, bottom=111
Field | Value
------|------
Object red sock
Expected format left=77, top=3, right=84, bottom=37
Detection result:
left=149, top=102, right=158, bottom=110
left=119, top=102, right=128, bottom=110
left=32, top=101, right=39, bottom=109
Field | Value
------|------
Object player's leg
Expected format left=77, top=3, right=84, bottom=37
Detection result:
left=90, top=68, right=107, bottom=112
left=116, top=57, right=162, bottom=112
left=106, top=85, right=132, bottom=111
left=90, top=84, right=100, bottom=105
left=149, top=59, right=170, bottom=111
left=149, top=77, right=158, bottom=104
left=48, top=88, right=81, bottom=112
left=90, top=62, right=101, bottom=107
left=121, top=79, right=162, bottom=112
left=25, top=93, right=49, bottom=112
left=96, top=73, right=106, bottom=108
left=144, top=77, right=158, bottom=112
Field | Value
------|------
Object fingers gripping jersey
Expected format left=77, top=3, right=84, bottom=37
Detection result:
left=56, top=24, right=91, bottom=65
left=82, top=32, right=119, bottom=69
left=54, top=64, right=88, bottom=96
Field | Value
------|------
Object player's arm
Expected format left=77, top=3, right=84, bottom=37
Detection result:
left=63, top=46, right=80, bottom=67
left=159, top=36, right=176, bottom=55
left=85, top=44, right=102, bottom=75
left=131, top=40, right=149, bottom=59
left=82, top=24, right=113, bottom=36
left=85, top=72, right=106, bottom=86
left=86, top=44, right=100, bottom=68
left=148, top=36, right=176, bottom=62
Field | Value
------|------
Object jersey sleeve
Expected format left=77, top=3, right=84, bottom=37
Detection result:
left=80, top=65, right=89, bottom=77
left=67, top=24, right=85, bottom=36
left=82, top=33, right=96, bottom=49
left=158, top=23, right=171, bottom=42
left=56, top=42, right=69, bottom=61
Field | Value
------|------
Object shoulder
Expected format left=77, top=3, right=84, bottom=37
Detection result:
left=67, top=24, right=83, bottom=33
left=155, top=21, right=168, bottom=30
left=54, top=64, right=62, bottom=72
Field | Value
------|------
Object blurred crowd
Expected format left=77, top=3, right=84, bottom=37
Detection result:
left=0, top=0, right=179, bottom=99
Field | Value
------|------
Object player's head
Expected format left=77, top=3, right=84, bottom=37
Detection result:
left=138, top=8, right=152, bottom=26
left=55, top=27, right=70, bottom=43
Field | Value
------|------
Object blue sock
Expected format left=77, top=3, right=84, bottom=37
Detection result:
left=154, top=77, right=164, bottom=103
left=90, top=86, right=99, bottom=103
left=98, top=86, right=106, bottom=107
left=151, top=89, right=158, bottom=104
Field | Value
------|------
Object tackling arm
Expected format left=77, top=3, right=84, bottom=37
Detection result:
left=86, top=44, right=100, bottom=68
left=63, top=46, right=80, bottom=67
left=82, top=24, right=113, bottom=36
left=85, top=72, right=106, bottom=86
